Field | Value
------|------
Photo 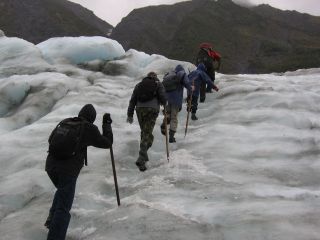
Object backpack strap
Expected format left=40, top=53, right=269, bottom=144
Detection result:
left=69, top=117, right=88, bottom=166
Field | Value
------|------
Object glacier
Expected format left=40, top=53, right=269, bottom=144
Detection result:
left=0, top=32, right=319, bottom=240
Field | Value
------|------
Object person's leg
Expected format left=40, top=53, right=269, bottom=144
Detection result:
left=45, top=171, right=60, bottom=229
left=135, top=108, right=147, bottom=170
left=143, top=108, right=158, bottom=150
left=136, top=108, right=158, bottom=171
left=169, top=106, right=179, bottom=143
left=200, top=82, right=206, bottom=102
left=191, top=95, right=199, bottom=120
left=206, top=68, right=215, bottom=92
left=47, top=174, right=77, bottom=240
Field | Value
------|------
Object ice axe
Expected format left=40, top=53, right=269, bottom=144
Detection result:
left=103, top=113, right=120, bottom=206
left=163, top=106, right=170, bottom=162
left=185, top=81, right=194, bottom=138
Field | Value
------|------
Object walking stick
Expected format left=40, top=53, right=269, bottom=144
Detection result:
left=164, top=106, right=170, bottom=162
left=103, top=113, right=120, bottom=206
left=185, top=83, right=194, bottom=138
left=109, top=146, right=121, bottom=206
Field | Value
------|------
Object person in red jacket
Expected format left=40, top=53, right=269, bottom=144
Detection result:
left=196, top=42, right=221, bottom=102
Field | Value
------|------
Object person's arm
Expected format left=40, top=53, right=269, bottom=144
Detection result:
left=86, top=123, right=113, bottom=149
left=180, top=72, right=193, bottom=92
left=127, top=85, right=138, bottom=118
left=201, top=71, right=214, bottom=89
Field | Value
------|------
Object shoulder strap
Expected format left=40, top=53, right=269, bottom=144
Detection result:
left=66, top=117, right=88, bottom=165
left=76, top=118, right=88, bottom=166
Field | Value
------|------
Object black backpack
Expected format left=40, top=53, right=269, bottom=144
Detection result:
left=48, top=117, right=85, bottom=160
left=136, top=77, right=159, bottom=102
left=162, top=71, right=181, bottom=92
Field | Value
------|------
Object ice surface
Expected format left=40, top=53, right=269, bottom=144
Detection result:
left=0, top=36, right=320, bottom=240
left=37, top=36, right=125, bottom=64
left=0, top=37, right=53, bottom=77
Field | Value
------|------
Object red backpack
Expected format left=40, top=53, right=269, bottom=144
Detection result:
left=199, top=42, right=221, bottom=61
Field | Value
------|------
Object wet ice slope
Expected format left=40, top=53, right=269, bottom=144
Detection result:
left=0, top=34, right=320, bottom=240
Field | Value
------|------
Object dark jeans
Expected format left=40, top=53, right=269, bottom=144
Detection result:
left=47, top=170, right=77, bottom=240
left=200, top=66, right=215, bottom=102
left=188, top=95, right=199, bottom=114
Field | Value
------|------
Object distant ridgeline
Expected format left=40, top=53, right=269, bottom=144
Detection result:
left=1, top=0, right=320, bottom=74
left=0, top=0, right=113, bottom=44
left=111, top=0, right=320, bottom=74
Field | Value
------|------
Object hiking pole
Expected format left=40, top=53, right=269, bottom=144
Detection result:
left=184, top=95, right=192, bottom=138
left=164, top=106, right=170, bottom=162
left=185, top=83, right=194, bottom=138
left=110, top=146, right=120, bottom=206
left=103, top=113, right=120, bottom=206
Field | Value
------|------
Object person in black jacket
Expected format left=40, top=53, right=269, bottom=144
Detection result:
left=45, top=104, right=113, bottom=240
left=127, top=72, right=167, bottom=171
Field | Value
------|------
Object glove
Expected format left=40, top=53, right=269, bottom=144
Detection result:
left=103, top=113, right=112, bottom=124
left=213, top=85, right=219, bottom=92
left=102, top=113, right=113, bottom=140
left=127, top=116, right=133, bottom=124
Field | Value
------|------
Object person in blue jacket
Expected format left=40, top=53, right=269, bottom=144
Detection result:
left=161, top=65, right=193, bottom=142
left=187, top=63, right=214, bottom=120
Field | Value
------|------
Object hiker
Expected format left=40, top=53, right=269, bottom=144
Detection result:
left=45, top=104, right=113, bottom=240
left=196, top=42, right=221, bottom=102
left=187, top=63, right=214, bottom=120
left=160, top=64, right=193, bottom=143
left=127, top=72, right=167, bottom=171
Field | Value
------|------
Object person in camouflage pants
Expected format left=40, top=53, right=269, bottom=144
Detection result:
left=127, top=72, right=167, bottom=171
left=136, top=107, right=159, bottom=161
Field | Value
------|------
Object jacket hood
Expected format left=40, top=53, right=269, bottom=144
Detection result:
left=197, top=63, right=207, bottom=72
left=175, top=64, right=185, bottom=73
left=78, top=104, right=96, bottom=123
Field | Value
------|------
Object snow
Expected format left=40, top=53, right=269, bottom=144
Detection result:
left=0, top=35, right=320, bottom=240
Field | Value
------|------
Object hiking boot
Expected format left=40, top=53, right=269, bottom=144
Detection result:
left=136, top=160, right=147, bottom=172
left=191, top=113, right=198, bottom=121
left=139, top=146, right=149, bottom=162
left=169, top=130, right=176, bottom=143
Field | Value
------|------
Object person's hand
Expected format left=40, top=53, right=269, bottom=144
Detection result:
left=102, top=113, right=113, bottom=139
left=191, top=85, right=195, bottom=92
left=213, top=85, right=219, bottom=92
left=127, top=116, right=133, bottom=124
left=103, top=113, right=112, bottom=124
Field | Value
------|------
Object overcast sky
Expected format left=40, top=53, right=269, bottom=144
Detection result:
left=69, top=0, right=320, bottom=26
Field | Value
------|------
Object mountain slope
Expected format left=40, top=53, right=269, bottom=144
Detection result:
left=0, top=0, right=113, bottom=44
left=1, top=35, right=320, bottom=239
left=111, top=0, right=320, bottom=73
